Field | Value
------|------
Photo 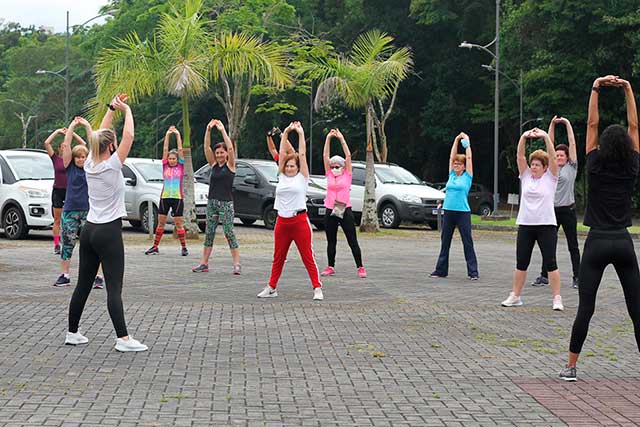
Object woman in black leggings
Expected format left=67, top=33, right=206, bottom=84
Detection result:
left=560, top=75, right=640, bottom=381
left=65, top=94, right=147, bottom=352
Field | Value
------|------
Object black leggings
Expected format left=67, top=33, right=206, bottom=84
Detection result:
left=569, top=229, right=640, bottom=354
left=516, top=225, right=558, bottom=272
left=325, top=207, right=363, bottom=268
left=68, top=219, right=128, bottom=338
left=540, top=206, right=581, bottom=279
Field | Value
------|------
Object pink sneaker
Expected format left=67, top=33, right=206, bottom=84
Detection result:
left=357, top=267, right=367, bottom=278
left=320, top=266, right=335, bottom=276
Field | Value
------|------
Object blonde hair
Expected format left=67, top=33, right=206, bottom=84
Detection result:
left=453, top=154, right=466, bottom=164
left=71, top=145, right=89, bottom=159
left=89, top=128, right=116, bottom=159
left=529, top=149, right=549, bottom=167
left=279, top=152, right=300, bottom=174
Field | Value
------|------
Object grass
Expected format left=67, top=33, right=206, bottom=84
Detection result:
left=471, top=215, right=640, bottom=233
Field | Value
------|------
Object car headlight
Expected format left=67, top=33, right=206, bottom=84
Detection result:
left=399, top=194, right=421, bottom=204
left=19, top=186, right=48, bottom=199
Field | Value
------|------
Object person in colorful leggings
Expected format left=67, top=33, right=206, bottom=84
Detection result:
left=145, top=126, right=188, bottom=256
left=192, top=119, right=241, bottom=274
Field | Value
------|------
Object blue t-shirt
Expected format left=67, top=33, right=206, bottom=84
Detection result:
left=442, top=170, right=472, bottom=212
left=64, top=163, right=89, bottom=212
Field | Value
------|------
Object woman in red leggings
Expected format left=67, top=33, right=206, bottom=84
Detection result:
left=257, top=121, right=324, bottom=301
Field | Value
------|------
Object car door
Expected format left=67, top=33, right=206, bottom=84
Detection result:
left=121, top=164, right=138, bottom=218
left=232, top=163, right=261, bottom=217
left=349, top=166, right=366, bottom=214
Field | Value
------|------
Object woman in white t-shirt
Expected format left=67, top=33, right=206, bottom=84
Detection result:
left=502, top=127, right=563, bottom=311
left=257, top=121, right=324, bottom=301
left=65, top=94, right=147, bottom=353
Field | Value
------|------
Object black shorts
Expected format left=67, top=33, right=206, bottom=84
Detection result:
left=52, top=188, right=66, bottom=209
left=159, top=198, right=184, bottom=217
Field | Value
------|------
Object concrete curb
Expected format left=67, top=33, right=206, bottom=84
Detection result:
left=471, top=224, right=640, bottom=240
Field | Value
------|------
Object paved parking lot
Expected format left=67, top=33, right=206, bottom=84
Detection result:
left=1, top=224, right=639, bottom=426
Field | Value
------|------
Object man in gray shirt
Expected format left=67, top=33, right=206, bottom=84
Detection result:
left=532, top=117, right=581, bottom=289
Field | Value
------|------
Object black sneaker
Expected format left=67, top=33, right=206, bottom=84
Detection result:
left=145, top=246, right=159, bottom=255
left=181, top=247, right=189, bottom=256
left=572, top=277, right=579, bottom=289
left=93, top=276, right=104, bottom=289
left=559, top=365, right=577, bottom=382
left=53, top=274, right=70, bottom=287
left=54, top=245, right=61, bottom=255
left=531, top=276, right=549, bottom=287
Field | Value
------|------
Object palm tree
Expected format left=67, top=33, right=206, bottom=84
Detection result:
left=93, top=0, right=210, bottom=238
left=302, top=30, right=413, bottom=232
left=209, top=32, right=292, bottom=151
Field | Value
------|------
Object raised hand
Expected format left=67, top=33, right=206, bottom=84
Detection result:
left=117, top=93, right=129, bottom=103
left=112, top=97, right=129, bottom=111
left=56, top=127, right=67, bottom=135
left=595, top=75, right=619, bottom=87
left=334, top=128, right=345, bottom=140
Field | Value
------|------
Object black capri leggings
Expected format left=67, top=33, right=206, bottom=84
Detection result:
left=68, top=218, right=128, bottom=338
left=516, top=225, right=558, bottom=272
left=570, top=229, right=640, bottom=354
left=325, top=207, right=363, bottom=268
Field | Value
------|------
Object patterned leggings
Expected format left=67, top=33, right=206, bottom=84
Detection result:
left=61, top=210, right=88, bottom=261
left=204, top=199, right=239, bottom=249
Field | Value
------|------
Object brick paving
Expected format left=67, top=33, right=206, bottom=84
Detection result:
left=0, top=225, right=639, bottom=426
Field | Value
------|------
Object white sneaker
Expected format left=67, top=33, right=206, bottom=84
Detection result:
left=65, top=331, right=89, bottom=345
left=257, top=285, right=278, bottom=298
left=313, top=287, right=324, bottom=301
left=115, top=337, right=148, bottom=352
left=501, top=292, right=523, bottom=307
left=553, top=295, right=564, bottom=311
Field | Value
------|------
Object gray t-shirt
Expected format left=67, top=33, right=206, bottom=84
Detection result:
left=555, top=161, right=577, bottom=207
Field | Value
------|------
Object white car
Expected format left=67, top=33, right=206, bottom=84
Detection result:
left=122, top=158, right=209, bottom=232
left=0, top=149, right=54, bottom=239
left=310, top=161, right=445, bottom=229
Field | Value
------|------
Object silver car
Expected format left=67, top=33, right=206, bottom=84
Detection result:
left=122, top=158, right=208, bottom=232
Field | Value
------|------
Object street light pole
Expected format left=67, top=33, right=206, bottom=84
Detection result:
left=65, top=11, right=70, bottom=123
left=493, top=0, right=500, bottom=214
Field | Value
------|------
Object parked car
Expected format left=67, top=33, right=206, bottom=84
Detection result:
left=122, top=158, right=209, bottom=233
left=194, top=159, right=327, bottom=230
left=430, top=181, right=493, bottom=216
left=310, top=161, right=446, bottom=229
left=0, top=149, right=54, bottom=239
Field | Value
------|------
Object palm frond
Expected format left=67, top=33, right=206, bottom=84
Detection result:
left=350, top=30, right=394, bottom=66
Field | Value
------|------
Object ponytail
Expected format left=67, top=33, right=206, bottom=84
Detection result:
left=89, top=129, right=116, bottom=159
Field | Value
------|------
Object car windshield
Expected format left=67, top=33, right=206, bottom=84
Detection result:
left=375, top=165, right=423, bottom=184
left=6, top=154, right=54, bottom=180
left=253, top=163, right=280, bottom=183
left=133, top=162, right=164, bottom=182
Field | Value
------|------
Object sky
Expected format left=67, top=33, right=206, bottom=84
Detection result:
left=0, top=0, right=111, bottom=33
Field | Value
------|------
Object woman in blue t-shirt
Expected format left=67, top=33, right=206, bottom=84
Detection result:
left=430, top=132, right=479, bottom=280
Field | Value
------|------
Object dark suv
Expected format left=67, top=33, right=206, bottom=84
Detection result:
left=194, top=159, right=327, bottom=230
left=431, top=181, right=493, bottom=216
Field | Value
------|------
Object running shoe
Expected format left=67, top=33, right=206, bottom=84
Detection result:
left=233, top=264, right=241, bottom=275
left=181, top=247, right=189, bottom=257
left=115, top=337, right=148, bottom=352
left=429, top=272, right=447, bottom=278
left=257, top=286, right=278, bottom=298
left=559, top=365, right=577, bottom=382
left=54, top=245, right=61, bottom=255
left=145, top=246, right=159, bottom=255
left=501, top=292, right=523, bottom=307
left=54, top=274, right=71, bottom=287
left=531, top=276, right=549, bottom=287
left=313, top=287, right=324, bottom=301
left=192, top=264, right=209, bottom=273
left=93, top=276, right=104, bottom=289
left=320, top=266, right=336, bottom=276
left=357, top=267, right=367, bottom=278
left=65, top=331, right=89, bottom=346
left=572, top=277, right=579, bottom=289
left=553, top=295, right=564, bottom=311
left=469, top=275, right=479, bottom=281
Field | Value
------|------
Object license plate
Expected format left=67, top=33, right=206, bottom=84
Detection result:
left=196, top=206, right=206, bottom=215
left=318, top=207, right=326, bottom=215
left=432, top=209, right=440, bottom=215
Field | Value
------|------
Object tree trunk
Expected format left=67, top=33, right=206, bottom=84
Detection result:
left=360, top=105, right=379, bottom=233
left=180, top=95, right=201, bottom=240
left=379, top=126, right=388, bottom=163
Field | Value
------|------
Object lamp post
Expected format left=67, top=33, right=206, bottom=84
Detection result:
left=460, top=0, right=500, bottom=213
left=36, top=10, right=117, bottom=122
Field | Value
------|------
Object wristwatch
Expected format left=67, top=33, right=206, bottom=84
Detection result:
left=107, top=103, right=116, bottom=111
left=592, top=86, right=600, bottom=93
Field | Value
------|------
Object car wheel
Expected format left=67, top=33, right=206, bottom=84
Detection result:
left=479, top=203, right=492, bottom=217
left=3, top=206, right=29, bottom=239
left=240, top=218, right=256, bottom=226
left=140, top=204, right=158, bottom=234
left=379, top=203, right=400, bottom=228
left=262, top=204, right=277, bottom=229
left=128, top=220, right=142, bottom=229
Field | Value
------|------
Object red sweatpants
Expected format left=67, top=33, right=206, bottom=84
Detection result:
left=269, top=213, right=322, bottom=289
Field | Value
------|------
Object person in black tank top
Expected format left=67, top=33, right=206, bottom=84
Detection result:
left=559, top=75, right=640, bottom=382
left=192, top=119, right=241, bottom=274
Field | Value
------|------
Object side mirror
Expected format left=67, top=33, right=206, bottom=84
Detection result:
left=244, top=177, right=259, bottom=186
left=124, top=177, right=136, bottom=186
